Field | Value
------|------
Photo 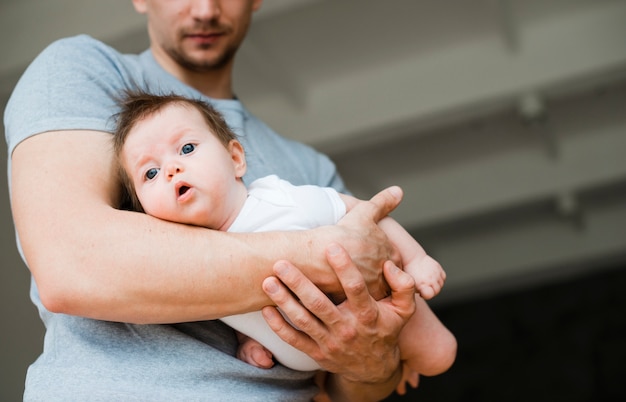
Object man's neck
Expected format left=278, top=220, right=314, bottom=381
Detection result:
left=151, top=47, right=236, bottom=100
left=178, top=68, right=235, bottom=99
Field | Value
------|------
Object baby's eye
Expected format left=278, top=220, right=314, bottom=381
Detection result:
left=145, top=168, right=159, bottom=180
left=181, top=143, right=195, bottom=155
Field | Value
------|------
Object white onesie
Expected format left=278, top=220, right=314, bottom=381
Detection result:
left=223, top=175, right=346, bottom=371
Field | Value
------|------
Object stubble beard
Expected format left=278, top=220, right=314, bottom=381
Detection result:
left=166, top=42, right=237, bottom=73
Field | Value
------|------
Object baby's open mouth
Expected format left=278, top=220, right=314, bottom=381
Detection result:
left=178, top=186, right=190, bottom=196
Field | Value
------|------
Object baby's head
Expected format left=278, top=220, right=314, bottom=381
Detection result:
left=113, top=90, right=240, bottom=213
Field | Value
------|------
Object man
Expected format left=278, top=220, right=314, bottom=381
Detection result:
left=5, top=1, right=455, bottom=400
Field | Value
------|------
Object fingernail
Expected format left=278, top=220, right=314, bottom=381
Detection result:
left=262, top=307, right=278, bottom=321
left=327, top=243, right=341, bottom=256
left=389, top=186, right=402, bottom=198
left=264, top=279, right=279, bottom=294
left=274, top=261, right=289, bottom=276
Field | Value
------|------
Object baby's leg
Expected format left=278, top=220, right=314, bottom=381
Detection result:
left=236, top=332, right=275, bottom=369
left=398, top=295, right=457, bottom=377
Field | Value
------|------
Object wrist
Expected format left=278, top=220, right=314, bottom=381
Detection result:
left=302, top=227, right=342, bottom=293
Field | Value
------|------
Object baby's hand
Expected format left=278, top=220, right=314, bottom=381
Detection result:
left=405, top=255, right=446, bottom=300
left=236, top=333, right=275, bottom=369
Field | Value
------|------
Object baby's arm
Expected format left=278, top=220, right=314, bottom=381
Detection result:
left=339, top=194, right=446, bottom=299
left=235, top=331, right=275, bottom=369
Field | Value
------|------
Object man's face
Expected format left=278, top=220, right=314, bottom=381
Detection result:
left=121, top=103, right=247, bottom=230
left=133, top=0, right=262, bottom=72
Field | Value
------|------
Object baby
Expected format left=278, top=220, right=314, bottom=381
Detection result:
left=113, top=90, right=455, bottom=392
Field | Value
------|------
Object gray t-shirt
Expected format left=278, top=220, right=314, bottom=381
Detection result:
left=4, top=35, right=346, bottom=401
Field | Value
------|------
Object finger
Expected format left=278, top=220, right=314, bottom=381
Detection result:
left=354, top=185, right=403, bottom=223
left=267, top=261, right=336, bottom=334
left=325, top=243, right=376, bottom=319
left=261, top=304, right=317, bottom=357
left=383, top=260, right=416, bottom=320
left=261, top=277, right=321, bottom=355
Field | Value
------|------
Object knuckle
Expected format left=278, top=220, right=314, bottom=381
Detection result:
left=405, top=299, right=417, bottom=318
left=272, top=291, right=291, bottom=306
left=287, top=274, right=305, bottom=290
left=335, top=253, right=353, bottom=270
left=344, top=279, right=367, bottom=295
left=337, top=326, right=358, bottom=343
left=308, top=297, right=327, bottom=314
left=327, top=251, right=350, bottom=270
left=357, top=307, right=378, bottom=324
left=278, top=329, right=301, bottom=347
left=290, top=312, right=312, bottom=332
left=325, top=339, right=343, bottom=355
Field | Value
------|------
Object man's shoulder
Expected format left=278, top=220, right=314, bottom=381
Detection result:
left=42, top=34, right=122, bottom=61
left=54, top=34, right=102, bottom=45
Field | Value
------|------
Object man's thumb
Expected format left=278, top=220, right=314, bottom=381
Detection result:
left=367, top=185, right=403, bottom=222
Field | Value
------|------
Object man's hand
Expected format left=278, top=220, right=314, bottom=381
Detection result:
left=261, top=243, right=416, bottom=401
left=318, top=186, right=404, bottom=301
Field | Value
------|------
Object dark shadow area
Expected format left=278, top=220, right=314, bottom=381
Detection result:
left=385, top=263, right=626, bottom=402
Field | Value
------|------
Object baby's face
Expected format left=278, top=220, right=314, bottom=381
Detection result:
left=121, top=104, right=246, bottom=229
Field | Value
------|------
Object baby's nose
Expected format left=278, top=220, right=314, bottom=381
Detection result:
left=166, top=162, right=182, bottom=177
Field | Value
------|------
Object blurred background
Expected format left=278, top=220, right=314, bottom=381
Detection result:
left=2, top=0, right=625, bottom=400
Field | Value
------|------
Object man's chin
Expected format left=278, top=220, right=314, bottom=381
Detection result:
left=167, top=47, right=230, bottom=73
left=184, top=54, right=231, bottom=72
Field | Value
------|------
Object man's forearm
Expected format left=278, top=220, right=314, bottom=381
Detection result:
left=12, top=131, right=400, bottom=325
left=10, top=130, right=333, bottom=324
left=26, top=207, right=318, bottom=323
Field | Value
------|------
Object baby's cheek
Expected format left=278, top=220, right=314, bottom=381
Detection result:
left=143, top=189, right=172, bottom=221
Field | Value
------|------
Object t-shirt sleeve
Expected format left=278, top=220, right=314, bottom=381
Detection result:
left=4, top=35, right=137, bottom=155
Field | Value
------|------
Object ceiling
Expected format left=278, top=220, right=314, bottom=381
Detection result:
left=2, top=0, right=626, bottom=304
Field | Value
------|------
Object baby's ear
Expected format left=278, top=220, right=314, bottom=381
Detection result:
left=229, top=140, right=247, bottom=177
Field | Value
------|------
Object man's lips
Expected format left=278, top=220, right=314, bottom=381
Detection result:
left=185, top=31, right=223, bottom=44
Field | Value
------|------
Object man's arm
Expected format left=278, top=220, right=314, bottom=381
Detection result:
left=10, top=130, right=401, bottom=324
left=262, top=245, right=417, bottom=402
